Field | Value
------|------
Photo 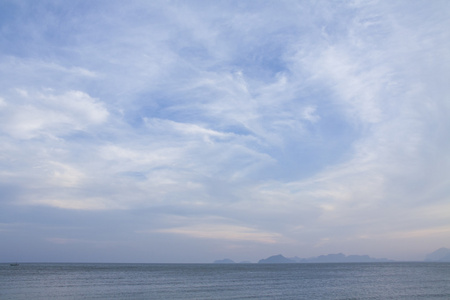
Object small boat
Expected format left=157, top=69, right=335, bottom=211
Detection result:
left=10, top=263, right=19, bottom=266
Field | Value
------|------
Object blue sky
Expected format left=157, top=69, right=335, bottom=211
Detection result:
left=1, top=0, right=449, bottom=263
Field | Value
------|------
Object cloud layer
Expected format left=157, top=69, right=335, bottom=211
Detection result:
left=1, top=0, right=450, bottom=262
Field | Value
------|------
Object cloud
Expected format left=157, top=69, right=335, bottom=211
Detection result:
left=32, top=197, right=118, bottom=211
left=155, top=223, right=282, bottom=244
left=0, top=89, right=108, bottom=139
left=1, top=0, right=449, bottom=262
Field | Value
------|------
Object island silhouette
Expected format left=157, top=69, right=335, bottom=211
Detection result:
left=214, top=247, right=450, bottom=263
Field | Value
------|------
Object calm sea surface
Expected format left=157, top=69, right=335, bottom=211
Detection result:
left=1, top=262, right=449, bottom=299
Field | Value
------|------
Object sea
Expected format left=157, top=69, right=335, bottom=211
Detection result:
left=1, top=262, right=449, bottom=299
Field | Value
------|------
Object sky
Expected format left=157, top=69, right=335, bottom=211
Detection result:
left=1, top=0, right=449, bottom=263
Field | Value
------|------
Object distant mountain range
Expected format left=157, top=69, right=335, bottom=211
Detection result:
left=424, top=247, right=450, bottom=262
left=213, top=258, right=251, bottom=264
left=257, top=254, right=295, bottom=264
left=214, top=253, right=393, bottom=264
left=213, top=258, right=236, bottom=264
left=258, top=253, right=393, bottom=264
left=214, top=247, right=450, bottom=264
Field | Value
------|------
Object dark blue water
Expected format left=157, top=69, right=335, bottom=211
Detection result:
left=1, top=263, right=449, bottom=299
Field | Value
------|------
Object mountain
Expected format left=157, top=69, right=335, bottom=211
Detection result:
left=258, top=253, right=392, bottom=264
left=291, top=253, right=392, bottom=263
left=425, top=248, right=450, bottom=262
left=258, top=254, right=296, bottom=264
left=220, top=252, right=394, bottom=265
left=213, top=258, right=235, bottom=264
left=439, top=254, right=450, bottom=262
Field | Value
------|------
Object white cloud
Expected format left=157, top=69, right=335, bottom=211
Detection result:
left=153, top=219, right=283, bottom=244
left=28, top=197, right=118, bottom=211
left=144, top=118, right=234, bottom=141
left=1, top=0, right=449, bottom=262
left=46, top=161, right=85, bottom=188
left=0, top=89, right=108, bottom=139
left=42, top=90, right=108, bottom=124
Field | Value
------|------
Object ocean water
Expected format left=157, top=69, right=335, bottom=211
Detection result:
left=1, top=262, right=449, bottom=299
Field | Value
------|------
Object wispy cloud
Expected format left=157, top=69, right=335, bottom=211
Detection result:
left=0, top=89, right=108, bottom=139
left=1, top=0, right=449, bottom=262
left=155, top=223, right=282, bottom=244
